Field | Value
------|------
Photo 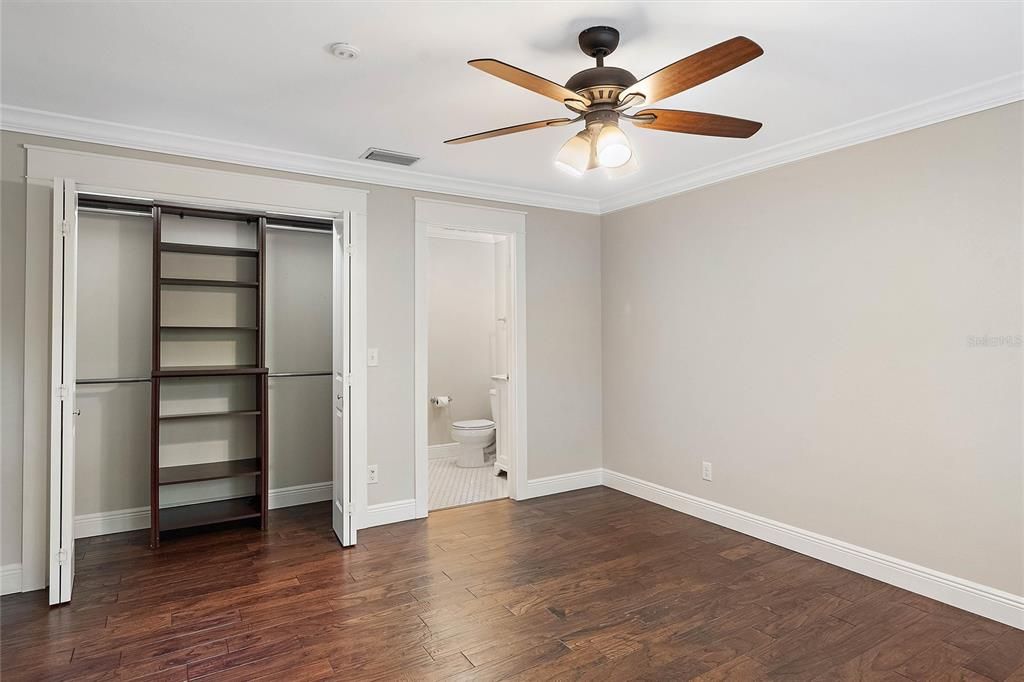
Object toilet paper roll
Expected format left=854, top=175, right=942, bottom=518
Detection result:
left=431, top=396, right=451, bottom=407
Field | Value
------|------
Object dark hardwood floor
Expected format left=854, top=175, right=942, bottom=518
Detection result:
left=2, top=487, right=1021, bottom=680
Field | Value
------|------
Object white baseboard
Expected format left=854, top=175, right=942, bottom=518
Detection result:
left=1, top=564, right=23, bottom=596
left=74, top=481, right=333, bottom=539
left=523, top=468, right=604, bottom=500
left=56, top=466, right=1024, bottom=629
left=429, top=442, right=461, bottom=460
left=75, top=507, right=150, bottom=538
left=601, top=469, right=1024, bottom=630
left=268, top=481, right=333, bottom=509
left=363, top=467, right=604, bottom=530
left=364, top=499, right=417, bottom=528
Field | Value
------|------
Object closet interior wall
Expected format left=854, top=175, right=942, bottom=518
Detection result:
left=76, top=207, right=152, bottom=517
left=265, top=225, right=332, bottom=490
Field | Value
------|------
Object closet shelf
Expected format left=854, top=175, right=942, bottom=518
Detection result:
left=159, top=497, right=261, bottom=531
left=160, top=324, right=259, bottom=330
left=159, top=459, right=261, bottom=485
left=160, top=409, right=261, bottom=420
left=154, top=365, right=268, bottom=377
left=160, top=277, right=259, bottom=289
left=160, top=242, right=259, bottom=257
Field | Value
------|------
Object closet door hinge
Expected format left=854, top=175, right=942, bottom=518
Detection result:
left=344, top=244, right=354, bottom=257
left=56, top=548, right=67, bottom=566
left=56, top=384, right=67, bottom=401
left=61, top=219, right=70, bottom=237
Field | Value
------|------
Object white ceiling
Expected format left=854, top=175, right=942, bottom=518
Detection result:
left=2, top=1, right=1022, bottom=212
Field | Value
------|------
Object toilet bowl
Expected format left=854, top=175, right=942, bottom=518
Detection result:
left=450, top=419, right=495, bottom=468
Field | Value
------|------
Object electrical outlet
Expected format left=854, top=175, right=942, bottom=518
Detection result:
left=701, top=461, right=713, bottom=482
left=368, top=464, right=379, bottom=484
left=367, top=348, right=379, bottom=366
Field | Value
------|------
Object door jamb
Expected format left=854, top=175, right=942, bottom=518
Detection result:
left=414, top=198, right=528, bottom=517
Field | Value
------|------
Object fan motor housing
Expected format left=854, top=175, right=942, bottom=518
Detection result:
left=565, top=66, right=637, bottom=105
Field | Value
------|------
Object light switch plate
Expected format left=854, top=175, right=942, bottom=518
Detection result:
left=367, top=348, right=379, bottom=366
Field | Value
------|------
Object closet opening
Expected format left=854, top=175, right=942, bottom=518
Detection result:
left=48, top=185, right=357, bottom=604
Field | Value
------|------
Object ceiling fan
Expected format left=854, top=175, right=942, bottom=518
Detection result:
left=444, top=26, right=764, bottom=178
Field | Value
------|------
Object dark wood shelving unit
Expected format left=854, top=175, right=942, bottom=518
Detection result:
left=150, top=207, right=269, bottom=548
left=159, top=459, right=262, bottom=485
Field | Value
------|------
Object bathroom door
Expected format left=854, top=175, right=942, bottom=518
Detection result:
left=49, top=178, right=79, bottom=604
left=332, top=215, right=355, bottom=546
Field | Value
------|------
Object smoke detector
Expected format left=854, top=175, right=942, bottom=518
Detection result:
left=328, top=42, right=360, bottom=60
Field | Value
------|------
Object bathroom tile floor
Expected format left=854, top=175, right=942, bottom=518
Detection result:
left=428, top=455, right=508, bottom=510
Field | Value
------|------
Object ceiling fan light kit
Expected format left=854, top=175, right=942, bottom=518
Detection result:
left=596, top=123, right=632, bottom=168
left=445, top=26, right=764, bottom=179
left=555, top=130, right=592, bottom=176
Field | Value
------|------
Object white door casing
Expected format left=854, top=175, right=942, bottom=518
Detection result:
left=414, top=198, right=528, bottom=517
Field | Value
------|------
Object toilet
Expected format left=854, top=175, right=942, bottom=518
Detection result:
left=450, top=389, right=499, bottom=468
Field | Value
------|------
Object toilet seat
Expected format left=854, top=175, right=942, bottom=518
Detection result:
left=452, top=419, right=494, bottom=430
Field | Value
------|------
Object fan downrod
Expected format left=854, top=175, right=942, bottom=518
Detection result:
left=578, top=26, right=620, bottom=64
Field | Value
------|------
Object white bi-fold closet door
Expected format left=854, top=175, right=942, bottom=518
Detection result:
left=48, top=180, right=356, bottom=605
left=48, top=179, right=78, bottom=605
left=264, top=214, right=356, bottom=551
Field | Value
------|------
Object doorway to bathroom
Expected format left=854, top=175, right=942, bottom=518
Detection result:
left=414, top=199, right=526, bottom=516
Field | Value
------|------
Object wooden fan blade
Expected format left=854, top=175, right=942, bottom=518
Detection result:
left=444, top=118, right=573, bottom=144
left=632, top=109, right=762, bottom=138
left=469, top=59, right=591, bottom=107
left=621, top=36, right=763, bottom=105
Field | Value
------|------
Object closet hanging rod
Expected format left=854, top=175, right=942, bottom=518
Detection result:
left=265, top=224, right=332, bottom=235
left=268, top=371, right=331, bottom=378
left=79, top=206, right=154, bottom=218
left=77, top=377, right=151, bottom=385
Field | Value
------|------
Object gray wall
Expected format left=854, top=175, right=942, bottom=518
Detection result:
left=6, top=104, right=1014, bottom=598
left=0, top=131, right=605, bottom=568
left=1, top=132, right=29, bottom=566
left=601, top=102, right=1023, bottom=595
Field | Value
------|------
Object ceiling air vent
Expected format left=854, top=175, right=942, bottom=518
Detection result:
left=359, top=148, right=420, bottom=167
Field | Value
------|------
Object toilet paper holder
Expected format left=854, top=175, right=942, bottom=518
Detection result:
left=431, top=396, right=453, bottom=407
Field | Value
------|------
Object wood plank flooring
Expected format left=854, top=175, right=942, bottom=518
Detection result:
left=2, top=487, right=1020, bottom=680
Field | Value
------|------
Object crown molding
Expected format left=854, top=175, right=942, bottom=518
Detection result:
left=599, top=71, right=1024, bottom=214
left=3, top=72, right=1021, bottom=217
left=0, top=105, right=602, bottom=215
